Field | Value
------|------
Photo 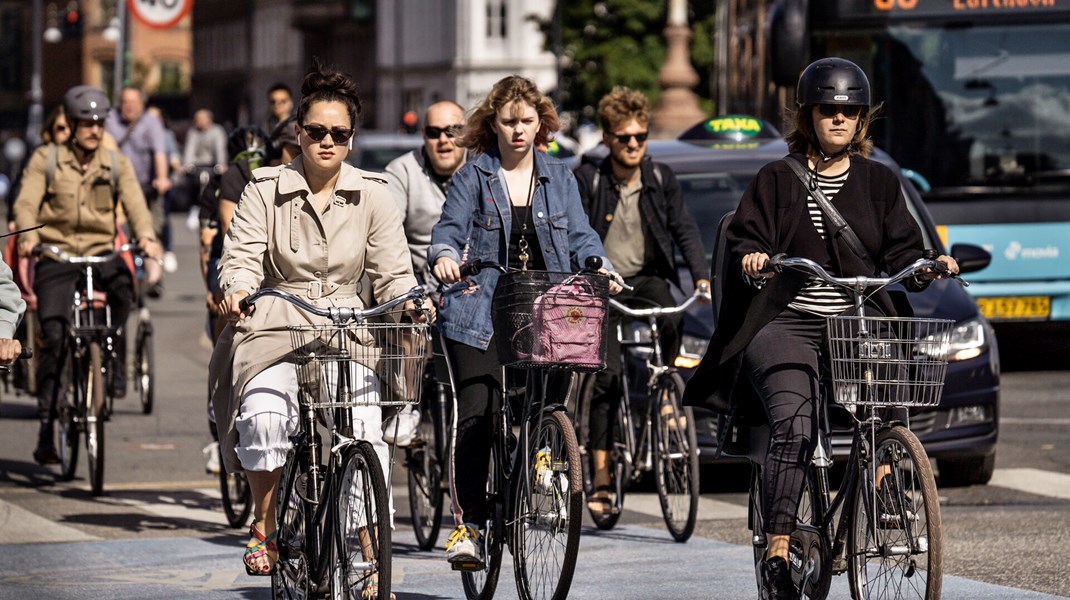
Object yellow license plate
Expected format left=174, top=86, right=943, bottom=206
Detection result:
left=976, top=296, right=1051, bottom=320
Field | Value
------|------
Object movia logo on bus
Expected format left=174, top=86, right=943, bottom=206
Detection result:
left=127, top=0, right=193, bottom=30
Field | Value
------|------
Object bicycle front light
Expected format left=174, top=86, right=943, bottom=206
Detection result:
left=675, top=334, right=709, bottom=369
left=946, top=317, right=988, bottom=362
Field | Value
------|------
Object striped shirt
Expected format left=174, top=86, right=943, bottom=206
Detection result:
left=788, top=169, right=855, bottom=316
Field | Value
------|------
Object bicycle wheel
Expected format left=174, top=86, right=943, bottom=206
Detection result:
left=56, top=350, right=80, bottom=481
left=849, top=426, right=942, bottom=600
left=135, top=320, right=154, bottom=415
left=407, top=385, right=445, bottom=550
left=512, top=410, right=582, bottom=600
left=584, top=391, right=630, bottom=530
left=332, top=441, right=391, bottom=600
left=85, top=342, right=106, bottom=496
left=461, top=450, right=504, bottom=600
left=651, top=372, right=699, bottom=542
left=273, top=450, right=312, bottom=600
left=219, top=445, right=252, bottom=528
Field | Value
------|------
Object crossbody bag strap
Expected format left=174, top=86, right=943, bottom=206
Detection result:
left=784, top=156, right=875, bottom=271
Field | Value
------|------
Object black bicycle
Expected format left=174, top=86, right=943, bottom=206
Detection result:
left=450, top=258, right=606, bottom=600
left=573, top=288, right=707, bottom=541
left=240, top=286, right=431, bottom=600
left=130, top=252, right=155, bottom=414
left=730, top=254, right=954, bottom=600
left=36, top=243, right=140, bottom=496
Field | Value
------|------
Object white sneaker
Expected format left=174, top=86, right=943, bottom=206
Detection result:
left=203, top=441, right=220, bottom=475
left=162, top=251, right=179, bottom=274
left=445, top=524, right=483, bottom=568
left=382, top=407, right=420, bottom=447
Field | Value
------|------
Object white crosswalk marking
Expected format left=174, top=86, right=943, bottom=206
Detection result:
left=108, top=487, right=230, bottom=527
left=0, top=498, right=99, bottom=544
left=621, top=492, right=748, bottom=520
left=988, top=468, right=1070, bottom=501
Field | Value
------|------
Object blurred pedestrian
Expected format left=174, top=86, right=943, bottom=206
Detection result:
left=148, top=105, right=183, bottom=274
left=265, top=83, right=293, bottom=133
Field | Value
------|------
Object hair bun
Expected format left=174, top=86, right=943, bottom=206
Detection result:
left=301, top=59, right=359, bottom=103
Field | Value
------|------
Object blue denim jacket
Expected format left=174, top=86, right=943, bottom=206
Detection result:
left=428, top=149, right=612, bottom=350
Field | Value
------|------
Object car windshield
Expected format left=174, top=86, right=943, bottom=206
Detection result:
left=677, top=172, right=752, bottom=254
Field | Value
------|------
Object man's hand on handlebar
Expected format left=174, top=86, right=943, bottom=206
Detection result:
left=17, top=239, right=34, bottom=258
left=743, top=252, right=775, bottom=280
left=139, top=238, right=163, bottom=260
left=0, top=339, right=22, bottom=365
left=433, top=256, right=462, bottom=285
left=220, top=290, right=252, bottom=322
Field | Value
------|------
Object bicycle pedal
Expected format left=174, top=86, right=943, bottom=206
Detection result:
left=450, top=560, right=485, bottom=572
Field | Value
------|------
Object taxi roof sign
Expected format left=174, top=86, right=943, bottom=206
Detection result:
left=678, top=115, right=780, bottom=142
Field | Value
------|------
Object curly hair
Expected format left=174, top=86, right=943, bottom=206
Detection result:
left=296, top=58, right=362, bottom=129
left=459, top=75, right=560, bottom=154
left=597, top=86, right=650, bottom=132
left=785, top=103, right=880, bottom=159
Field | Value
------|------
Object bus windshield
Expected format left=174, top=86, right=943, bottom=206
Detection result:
left=857, top=23, right=1070, bottom=192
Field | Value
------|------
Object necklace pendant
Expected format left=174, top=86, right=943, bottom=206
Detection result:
left=519, top=247, right=529, bottom=271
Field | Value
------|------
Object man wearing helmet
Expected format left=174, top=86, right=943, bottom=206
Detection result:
left=682, top=58, right=959, bottom=600
left=13, top=85, right=160, bottom=465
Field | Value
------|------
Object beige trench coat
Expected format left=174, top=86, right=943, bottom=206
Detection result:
left=209, top=159, right=417, bottom=473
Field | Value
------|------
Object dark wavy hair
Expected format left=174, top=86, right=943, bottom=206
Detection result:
left=295, top=58, right=362, bottom=129
left=786, top=103, right=881, bottom=159
left=459, top=75, right=560, bottom=154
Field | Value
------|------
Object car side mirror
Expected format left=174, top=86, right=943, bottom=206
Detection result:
left=950, top=243, right=991, bottom=274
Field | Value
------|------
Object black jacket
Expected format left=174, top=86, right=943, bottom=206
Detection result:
left=574, top=155, right=710, bottom=286
left=681, top=153, right=928, bottom=417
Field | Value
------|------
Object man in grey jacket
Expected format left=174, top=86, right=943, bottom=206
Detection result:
left=382, top=100, right=465, bottom=446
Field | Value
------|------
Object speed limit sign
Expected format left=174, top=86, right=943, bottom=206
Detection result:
left=127, top=0, right=193, bottom=30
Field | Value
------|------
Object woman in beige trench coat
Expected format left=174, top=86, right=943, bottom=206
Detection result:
left=209, top=63, right=418, bottom=591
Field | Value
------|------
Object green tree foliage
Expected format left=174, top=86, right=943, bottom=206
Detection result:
left=536, top=1, right=716, bottom=123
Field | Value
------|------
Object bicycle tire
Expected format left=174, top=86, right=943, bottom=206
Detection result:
left=219, top=445, right=252, bottom=528
left=332, top=441, right=391, bottom=600
left=273, top=449, right=313, bottom=600
left=512, top=410, right=582, bottom=600
left=651, top=372, right=699, bottom=542
left=408, top=384, right=445, bottom=550
left=57, top=349, right=81, bottom=481
left=135, top=321, right=154, bottom=415
left=848, top=426, right=942, bottom=600
left=85, top=342, right=106, bottom=496
left=461, top=449, right=504, bottom=600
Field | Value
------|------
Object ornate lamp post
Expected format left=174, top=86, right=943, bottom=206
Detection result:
left=650, top=0, right=706, bottom=138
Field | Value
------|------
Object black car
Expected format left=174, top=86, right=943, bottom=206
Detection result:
left=597, top=118, right=1000, bottom=486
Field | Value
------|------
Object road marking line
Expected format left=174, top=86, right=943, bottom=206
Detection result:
left=1000, top=417, right=1070, bottom=426
left=0, top=499, right=99, bottom=544
left=620, top=493, right=748, bottom=520
left=989, top=468, right=1070, bottom=501
left=108, top=487, right=230, bottom=527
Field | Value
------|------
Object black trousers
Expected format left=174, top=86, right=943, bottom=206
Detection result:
left=34, top=257, right=132, bottom=425
left=587, top=274, right=680, bottom=451
left=741, top=308, right=826, bottom=535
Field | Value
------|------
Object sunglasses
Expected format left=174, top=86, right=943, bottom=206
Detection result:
left=301, top=124, right=354, bottom=144
left=425, top=125, right=463, bottom=139
left=613, top=132, right=648, bottom=145
left=53, top=124, right=69, bottom=133
left=817, top=104, right=864, bottom=119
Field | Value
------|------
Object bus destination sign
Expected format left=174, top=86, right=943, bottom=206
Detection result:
left=837, top=0, right=1066, bottom=19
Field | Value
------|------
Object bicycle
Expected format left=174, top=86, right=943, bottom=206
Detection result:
left=240, top=286, right=431, bottom=600
left=573, top=287, right=708, bottom=541
left=36, top=242, right=141, bottom=496
left=729, top=253, right=956, bottom=600
left=130, top=252, right=155, bottom=414
left=449, top=258, right=606, bottom=600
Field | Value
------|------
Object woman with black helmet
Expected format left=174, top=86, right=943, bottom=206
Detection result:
left=682, top=57, right=959, bottom=599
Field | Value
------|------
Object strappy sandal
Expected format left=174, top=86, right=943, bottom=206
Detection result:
left=243, top=522, right=278, bottom=576
left=361, top=577, right=396, bottom=600
left=586, top=485, right=615, bottom=516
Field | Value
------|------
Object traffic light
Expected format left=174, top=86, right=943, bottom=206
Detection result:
left=61, top=2, right=83, bottom=40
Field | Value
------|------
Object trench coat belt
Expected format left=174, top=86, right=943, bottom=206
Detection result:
left=261, top=279, right=359, bottom=301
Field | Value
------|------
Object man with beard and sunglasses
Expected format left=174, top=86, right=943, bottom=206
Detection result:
left=380, top=101, right=466, bottom=447
left=573, top=86, right=710, bottom=518
left=14, top=85, right=160, bottom=465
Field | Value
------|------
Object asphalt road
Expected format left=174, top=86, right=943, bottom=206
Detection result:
left=0, top=217, right=1067, bottom=599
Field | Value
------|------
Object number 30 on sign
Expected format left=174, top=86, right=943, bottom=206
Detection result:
left=127, top=0, right=193, bottom=30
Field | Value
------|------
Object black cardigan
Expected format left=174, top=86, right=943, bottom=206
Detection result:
left=682, top=153, right=927, bottom=416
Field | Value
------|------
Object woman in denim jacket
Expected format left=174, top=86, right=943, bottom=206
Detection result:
left=429, top=75, right=619, bottom=567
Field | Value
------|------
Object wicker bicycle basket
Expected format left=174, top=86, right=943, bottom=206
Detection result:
left=287, top=317, right=431, bottom=410
left=491, top=270, right=610, bottom=372
left=826, top=315, right=954, bottom=408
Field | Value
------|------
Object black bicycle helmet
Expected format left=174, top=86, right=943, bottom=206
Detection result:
left=227, top=125, right=271, bottom=162
left=797, top=57, right=870, bottom=107
left=63, top=85, right=110, bottom=123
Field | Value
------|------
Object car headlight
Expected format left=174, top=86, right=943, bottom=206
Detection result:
left=675, top=333, right=709, bottom=369
left=946, top=317, right=988, bottom=362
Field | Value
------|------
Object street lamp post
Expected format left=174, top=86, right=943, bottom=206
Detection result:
left=110, top=0, right=128, bottom=101
left=650, top=0, right=706, bottom=138
left=27, top=0, right=45, bottom=147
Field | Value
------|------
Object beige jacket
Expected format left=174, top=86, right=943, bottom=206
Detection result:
left=13, top=143, right=157, bottom=256
left=209, top=159, right=417, bottom=473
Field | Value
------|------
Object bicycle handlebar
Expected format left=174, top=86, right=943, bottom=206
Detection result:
left=32, top=243, right=143, bottom=265
left=764, top=254, right=967, bottom=291
left=238, top=286, right=429, bottom=324
left=609, top=287, right=711, bottom=319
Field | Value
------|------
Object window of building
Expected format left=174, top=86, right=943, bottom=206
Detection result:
left=486, top=0, right=507, bottom=39
left=158, top=61, right=183, bottom=95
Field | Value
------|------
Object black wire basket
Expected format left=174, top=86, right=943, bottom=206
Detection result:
left=492, top=270, right=610, bottom=372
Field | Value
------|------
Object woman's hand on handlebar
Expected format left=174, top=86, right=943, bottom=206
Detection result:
left=220, top=290, right=252, bottom=322
left=433, top=256, right=462, bottom=285
left=0, top=339, right=22, bottom=365
left=742, top=252, right=775, bottom=280
left=405, top=300, right=434, bottom=323
left=601, top=269, right=624, bottom=295
left=919, top=254, right=960, bottom=281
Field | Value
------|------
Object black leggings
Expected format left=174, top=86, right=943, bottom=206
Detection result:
left=741, top=308, right=825, bottom=535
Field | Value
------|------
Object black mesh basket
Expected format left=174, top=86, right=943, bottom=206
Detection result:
left=492, top=270, right=610, bottom=372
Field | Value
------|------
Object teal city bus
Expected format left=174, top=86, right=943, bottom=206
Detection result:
left=795, top=0, right=1070, bottom=323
